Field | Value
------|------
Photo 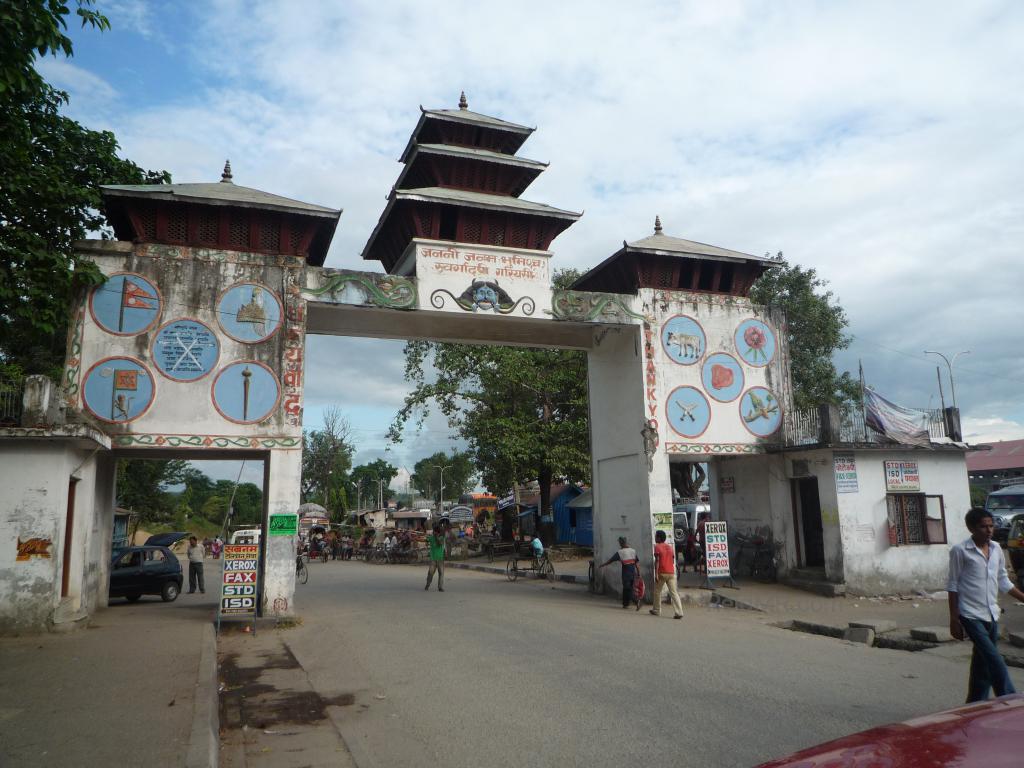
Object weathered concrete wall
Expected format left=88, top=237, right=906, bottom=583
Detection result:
left=587, top=325, right=658, bottom=596
left=262, top=450, right=301, bottom=617
left=711, top=454, right=797, bottom=579
left=0, top=433, right=110, bottom=634
left=837, top=449, right=970, bottom=595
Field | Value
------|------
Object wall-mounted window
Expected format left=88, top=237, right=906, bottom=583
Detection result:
left=887, top=493, right=946, bottom=545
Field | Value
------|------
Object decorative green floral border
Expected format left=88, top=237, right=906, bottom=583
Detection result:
left=549, top=290, right=645, bottom=322
left=62, top=305, right=85, bottom=408
left=305, top=271, right=417, bottom=309
left=111, top=434, right=301, bottom=449
left=664, top=442, right=763, bottom=454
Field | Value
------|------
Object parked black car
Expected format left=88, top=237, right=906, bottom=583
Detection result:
left=109, top=532, right=187, bottom=603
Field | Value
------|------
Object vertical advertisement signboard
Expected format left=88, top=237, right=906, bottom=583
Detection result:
left=704, top=521, right=731, bottom=579
left=217, top=543, right=260, bottom=634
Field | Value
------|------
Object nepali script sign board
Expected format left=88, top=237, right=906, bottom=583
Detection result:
left=884, top=460, right=920, bottom=492
left=415, top=241, right=552, bottom=319
left=703, top=521, right=734, bottom=588
left=217, top=543, right=259, bottom=634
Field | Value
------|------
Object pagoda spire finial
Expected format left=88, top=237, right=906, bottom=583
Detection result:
left=221, top=160, right=233, bottom=184
left=458, top=91, right=468, bottom=110
left=654, top=215, right=663, bottom=235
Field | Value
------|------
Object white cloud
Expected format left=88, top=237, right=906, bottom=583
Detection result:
left=961, top=417, right=1024, bottom=445
left=51, top=0, right=1024, bottom=457
left=36, top=58, right=117, bottom=105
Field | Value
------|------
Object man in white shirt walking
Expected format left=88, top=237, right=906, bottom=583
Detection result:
left=947, top=507, right=1024, bottom=702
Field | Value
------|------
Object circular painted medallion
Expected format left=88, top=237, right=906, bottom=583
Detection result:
left=739, top=387, right=783, bottom=437
left=666, top=386, right=711, bottom=439
left=82, top=356, right=155, bottom=423
left=217, top=283, right=283, bottom=344
left=660, top=314, right=706, bottom=365
left=701, top=353, right=745, bottom=403
left=734, top=318, right=776, bottom=367
left=212, top=361, right=281, bottom=424
left=89, top=273, right=161, bottom=336
left=152, top=319, right=220, bottom=382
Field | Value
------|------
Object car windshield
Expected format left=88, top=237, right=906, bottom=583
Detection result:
left=1010, top=519, right=1024, bottom=539
left=988, top=494, right=1024, bottom=511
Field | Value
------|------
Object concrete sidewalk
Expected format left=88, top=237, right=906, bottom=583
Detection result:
left=0, top=590, right=219, bottom=768
left=451, top=555, right=1024, bottom=662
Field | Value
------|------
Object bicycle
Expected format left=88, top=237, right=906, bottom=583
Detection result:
left=295, top=554, right=308, bottom=585
left=506, top=552, right=556, bottom=582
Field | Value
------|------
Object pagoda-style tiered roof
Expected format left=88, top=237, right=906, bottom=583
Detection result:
left=102, top=162, right=341, bottom=265
left=573, top=217, right=779, bottom=296
left=363, top=93, right=580, bottom=274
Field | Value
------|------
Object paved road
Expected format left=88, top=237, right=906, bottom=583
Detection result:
left=283, top=560, right=1022, bottom=768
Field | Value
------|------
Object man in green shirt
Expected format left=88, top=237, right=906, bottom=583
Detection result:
left=425, top=525, right=446, bottom=592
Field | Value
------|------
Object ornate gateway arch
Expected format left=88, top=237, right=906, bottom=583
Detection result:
left=2, top=96, right=797, bottom=631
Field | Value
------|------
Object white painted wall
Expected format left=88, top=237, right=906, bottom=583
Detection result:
left=837, top=449, right=970, bottom=595
left=262, top=449, right=301, bottom=617
left=587, top=325, right=659, bottom=596
left=639, top=288, right=793, bottom=454
left=0, top=435, right=112, bottom=633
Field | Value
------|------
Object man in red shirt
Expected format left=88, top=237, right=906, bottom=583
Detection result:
left=650, top=530, right=683, bottom=619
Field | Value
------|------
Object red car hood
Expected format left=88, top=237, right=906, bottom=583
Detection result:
left=756, top=694, right=1024, bottom=767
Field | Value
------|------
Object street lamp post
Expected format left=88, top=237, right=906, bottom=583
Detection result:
left=431, top=463, right=450, bottom=514
left=923, top=349, right=970, bottom=410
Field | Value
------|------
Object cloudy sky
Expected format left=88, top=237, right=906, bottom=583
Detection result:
left=48, top=0, right=1024, bottom=485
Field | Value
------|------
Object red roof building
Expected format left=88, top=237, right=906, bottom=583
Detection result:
left=967, top=439, right=1024, bottom=491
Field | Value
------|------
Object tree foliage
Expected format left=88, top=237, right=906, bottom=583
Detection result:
left=117, top=459, right=263, bottom=532
left=389, top=271, right=590, bottom=519
left=300, top=407, right=354, bottom=513
left=410, top=451, right=476, bottom=506
left=0, top=0, right=170, bottom=380
left=350, top=459, right=399, bottom=509
left=750, top=262, right=860, bottom=410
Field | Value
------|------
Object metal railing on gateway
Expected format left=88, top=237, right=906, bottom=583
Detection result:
left=784, top=404, right=948, bottom=447
left=0, top=377, right=24, bottom=427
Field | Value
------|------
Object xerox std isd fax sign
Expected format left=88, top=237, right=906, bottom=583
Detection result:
left=219, top=544, right=260, bottom=623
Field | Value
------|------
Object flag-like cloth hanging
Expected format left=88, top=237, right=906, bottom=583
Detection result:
left=122, top=280, right=156, bottom=308
left=864, top=388, right=931, bottom=447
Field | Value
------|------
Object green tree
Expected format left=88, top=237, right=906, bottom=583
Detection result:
left=300, top=407, right=354, bottom=512
left=390, top=271, right=590, bottom=526
left=749, top=261, right=860, bottom=410
left=0, top=0, right=170, bottom=379
left=116, top=458, right=190, bottom=529
left=410, top=451, right=476, bottom=506
left=351, top=459, right=398, bottom=509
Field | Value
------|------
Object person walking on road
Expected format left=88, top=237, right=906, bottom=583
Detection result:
left=425, top=524, right=446, bottom=592
left=650, top=530, right=684, bottom=619
left=599, top=536, right=641, bottom=610
left=947, top=507, right=1024, bottom=702
left=186, top=536, right=206, bottom=594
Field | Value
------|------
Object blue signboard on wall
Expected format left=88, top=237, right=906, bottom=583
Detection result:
left=218, top=284, right=282, bottom=343
left=82, top=357, right=155, bottom=423
left=212, top=361, right=280, bottom=424
left=90, top=273, right=161, bottom=336
left=152, top=319, right=219, bottom=381
left=666, top=386, right=711, bottom=438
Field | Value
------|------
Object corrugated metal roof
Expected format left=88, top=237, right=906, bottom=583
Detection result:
left=412, top=143, right=548, bottom=169
left=422, top=107, right=533, bottom=134
left=395, top=187, right=581, bottom=220
left=967, top=439, right=1024, bottom=472
left=101, top=182, right=340, bottom=218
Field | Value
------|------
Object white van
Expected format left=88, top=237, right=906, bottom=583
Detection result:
left=230, top=528, right=261, bottom=546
